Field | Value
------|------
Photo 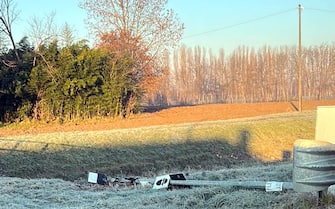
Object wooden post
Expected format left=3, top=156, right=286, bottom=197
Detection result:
left=298, top=4, right=303, bottom=112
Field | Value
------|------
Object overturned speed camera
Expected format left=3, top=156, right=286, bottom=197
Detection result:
left=153, top=173, right=190, bottom=190
left=87, top=172, right=109, bottom=185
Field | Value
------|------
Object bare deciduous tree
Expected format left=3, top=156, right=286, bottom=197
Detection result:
left=28, top=12, right=58, bottom=50
left=80, top=0, right=183, bottom=54
left=167, top=43, right=335, bottom=104
left=0, top=0, right=19, bottom=64
left=80, top=0, right=184, bottom=99
left=28, top=12, right=58, bottom=80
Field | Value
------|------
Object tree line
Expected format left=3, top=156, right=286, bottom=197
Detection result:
left=1, top=39, right=335, bottom=123
left=0, top=0, right=183, bottom=123
left=0, top=38, right=143, bottom=122
left=1, top=0, right=335, bottom=123
left=149, top=44, right=335, bottom=106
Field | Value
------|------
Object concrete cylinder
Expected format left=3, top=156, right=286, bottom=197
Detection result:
left=293, top=139, right=335, bottom=192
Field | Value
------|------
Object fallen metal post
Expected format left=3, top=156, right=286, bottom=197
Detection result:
left=153, top=173, right=293, bottom=191
left=169, top=180, right=293, bottom=191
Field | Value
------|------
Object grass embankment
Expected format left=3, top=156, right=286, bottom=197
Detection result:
left=0, top=163, right=303, bottom=209
left=0, top=111, right=316, bottom=180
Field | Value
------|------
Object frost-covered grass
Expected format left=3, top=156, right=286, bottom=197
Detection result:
left=0, top=163, right=334, bottom=209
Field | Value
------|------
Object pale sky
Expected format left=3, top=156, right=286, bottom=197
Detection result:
left=12, top=0, right=335, bottom=54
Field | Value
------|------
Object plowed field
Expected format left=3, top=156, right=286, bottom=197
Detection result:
left=1, top=100, right=335, bottom=137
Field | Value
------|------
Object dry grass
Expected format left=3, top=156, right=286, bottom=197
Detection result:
left=0, top=111, right=317, bottom=180
left=0, top=112, right=325, bottom=209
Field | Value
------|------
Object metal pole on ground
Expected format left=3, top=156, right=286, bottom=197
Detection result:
left=169, top=180, right=293, bottom=191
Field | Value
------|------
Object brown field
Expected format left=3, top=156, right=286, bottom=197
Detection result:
left=1, top=99, right=335, bottom=137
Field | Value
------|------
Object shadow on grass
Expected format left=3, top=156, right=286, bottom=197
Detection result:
left=0, top=132, right=261, bottom=181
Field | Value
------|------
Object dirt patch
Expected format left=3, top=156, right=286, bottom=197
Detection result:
left=1, top=100, right=335, bottom=137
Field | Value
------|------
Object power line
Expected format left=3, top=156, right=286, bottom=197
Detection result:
left=305, top=7, right=335, bottom=13
left=183, top=8, right=296, bottom=39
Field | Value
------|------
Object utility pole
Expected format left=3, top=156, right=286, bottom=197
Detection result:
left=298, top=4, right=303, bottom=112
